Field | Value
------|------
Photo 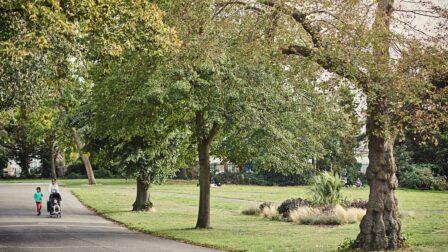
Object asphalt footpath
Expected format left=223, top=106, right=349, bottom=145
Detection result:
left=0, top=183, right=218, bottom=252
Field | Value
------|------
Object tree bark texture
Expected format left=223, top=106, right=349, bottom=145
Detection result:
left=50, top=145, right=57, bottom=179
left=238, top=164, right=245, bottom=173
left=356, top=109, right=402, bottom=250
left=355, top=0, right=403, bottom=250
left=179, top=168, right=188, bottom=179
left=132, top=175, right=152, bottom=211
left=17, top=152, right=30, bottom=178
left=71, top=127, right=96, bottom=185
left=195, top=110, right=219, bottom=229
left=196, top=139, right=211, bottom=229
left=59, top=154, right=66, bottom=178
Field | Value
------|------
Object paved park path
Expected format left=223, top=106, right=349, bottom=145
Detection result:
left=0, top=183, right=218, bottom=252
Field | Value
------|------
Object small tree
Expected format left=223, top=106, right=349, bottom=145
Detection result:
left=163, top=0, right=358, bottom=228
left=93, top=136, right=183, bottom=211
left=78, top=0, right=179, bottom=209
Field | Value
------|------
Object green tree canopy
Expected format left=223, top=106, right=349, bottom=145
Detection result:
left=216, top=0, right=447, bottom=249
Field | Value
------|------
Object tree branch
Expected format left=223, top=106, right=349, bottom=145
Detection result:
left=215, top=1, right=263, bottom=17
left=259, top=1, right=370, bottom=87
left=206, top=122, right=220, bottom=144
left=258, top=0, right=323, bottom=47
left=282, top=45, right=369, bottom=89
left=218, top=0, right=369, bottom=88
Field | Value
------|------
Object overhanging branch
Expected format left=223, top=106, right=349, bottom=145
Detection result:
left=206, top=122, right=220, bottom=144
left=282, top=45, right=369, bottom=89
left=217, top=0, right=370, bottom=88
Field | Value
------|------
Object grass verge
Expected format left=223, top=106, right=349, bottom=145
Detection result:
left=62, top=179, right=448, bottom=252
left=3, top=179, right=446, bottom=251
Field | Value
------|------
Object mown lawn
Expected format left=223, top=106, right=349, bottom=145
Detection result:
left=2, top=178, right=446, bottom=251
left=53, top=179, right=448, bottom=252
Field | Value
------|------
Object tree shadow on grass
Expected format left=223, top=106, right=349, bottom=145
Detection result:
left=153, top=227, right=214, bottom=233
left=99, top=210, right=131, bottom=214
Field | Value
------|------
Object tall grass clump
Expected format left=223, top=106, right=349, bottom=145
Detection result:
left=346, top=207, right=366, bottom=223
left=289, top=205, right=365, bottom=225
left=289, top=207, right=320, bottom=223
left=242, top=207, right=261, bottom=215
left=260, top=204, right=279, bottom=219
left=310, top=171, right=345, bottom=205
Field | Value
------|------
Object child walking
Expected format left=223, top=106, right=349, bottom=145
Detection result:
left=34, top=187, right=43, bottom=216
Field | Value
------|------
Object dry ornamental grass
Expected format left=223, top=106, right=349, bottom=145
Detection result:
left=260, top=204, right=279, bottom=219
left=288, top=205, right=366, bottom=225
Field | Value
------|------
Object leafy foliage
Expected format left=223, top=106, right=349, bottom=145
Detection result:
left=399, top=165, right=447, bottom=191
left=214, top=170, right=314, bottom=186
left=396, top=129, right=448, bottom=178
left=0, top=1, right=77, bottom=110
left=78, top=0, right=182, bottom=187
left=310, top=172, right=345, bottom=205
left=395, top=144, right=447, bottom=190
left=0, top=0, right=179, bottom=111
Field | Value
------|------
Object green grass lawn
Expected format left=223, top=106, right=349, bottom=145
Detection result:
left=2, top=178, right=447, bottom=251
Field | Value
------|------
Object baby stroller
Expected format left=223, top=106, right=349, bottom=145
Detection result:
left=48, top=191, right=62, bottom=218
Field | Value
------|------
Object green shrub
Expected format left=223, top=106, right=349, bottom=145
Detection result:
left=242, top=207, right=260, bottom=216
left=310, top=172, right=345, bottom=205
left=94, top=168, right=113, bottom=178
left=65, top=172, right=86, bottom=179
left=258, top=169, right=314, bottom=186
left=432, top=176, right=447, bottom=190
left=214, top=172, right=268, bottom=185
left=399, top=164, right=447, bottom=190
left=213, top=170, right=314, bottom=186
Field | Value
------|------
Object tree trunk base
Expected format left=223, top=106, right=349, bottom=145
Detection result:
left=195, top=140, right=211, bottom=229
left=132, top=176, right=152, bottom=211
left=354, top=182, right=404, bottom=250
left=194, top=225, right=212, bottom=230
left=132, top=201, right=153, bottom=211
left=355, top=134, right=404, bottom=250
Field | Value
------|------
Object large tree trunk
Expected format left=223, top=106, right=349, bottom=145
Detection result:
left=71, top=127, right=96, bottom=185
left=59, top=154, right=66, bottom=178
left=50, top=147, right=57, bottom=179
left=132, top=175, right=152, bottom=211
left=238, top=164, right=245, bottom=173
left=194, top=111, right=219, bottom=229
left=196, top=139, right=211, bottom=229
left=179, top=168, right=188, bottom=179
left=17, top=151, right=31, bottom=178
left=355, top=0, right=403, bottom=249
left=356, top=111, right=402, bottom=250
